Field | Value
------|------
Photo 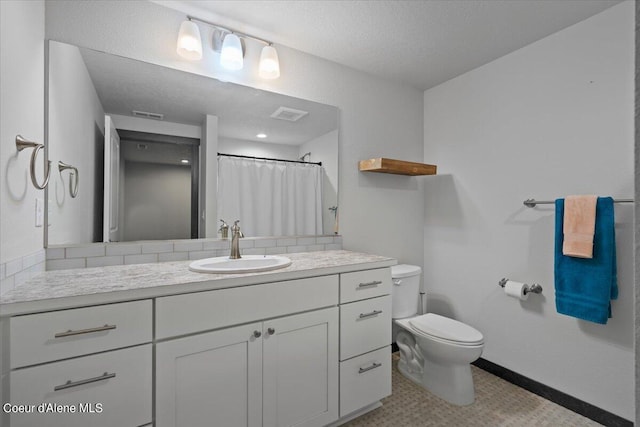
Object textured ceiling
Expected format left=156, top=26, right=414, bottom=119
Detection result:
left=156, top=0, right=621, bottom=90
left=79, top=46, right=338, bottom=145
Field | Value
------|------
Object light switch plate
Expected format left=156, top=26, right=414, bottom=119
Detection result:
left=35, top=198, right=44, bottom=227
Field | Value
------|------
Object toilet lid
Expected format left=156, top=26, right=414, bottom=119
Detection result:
left=409, top=313, right=484, bottom=345
left=391, top=264, right=422, bottom=279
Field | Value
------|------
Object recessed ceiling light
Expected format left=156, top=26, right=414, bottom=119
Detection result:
left=181, top=159, right=189, bottom=164
left=256, top=133, right=267, bottom=138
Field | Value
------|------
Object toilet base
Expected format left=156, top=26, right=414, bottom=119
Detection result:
left=395, top=328, right=478, bottom=406
left=421, top=358, right=475, bottom=406
left=397, top=355, right=476, bottom=406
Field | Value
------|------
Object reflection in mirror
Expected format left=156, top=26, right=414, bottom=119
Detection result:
left=46, top=41, right=339, bottom=245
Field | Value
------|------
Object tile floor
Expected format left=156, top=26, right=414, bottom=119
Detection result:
left=343, top=353, right=602, bottom=427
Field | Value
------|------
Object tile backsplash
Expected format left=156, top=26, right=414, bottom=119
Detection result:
left=46, top=235, right=343, bottom=271
left=0, top=249, right=46, bottom=296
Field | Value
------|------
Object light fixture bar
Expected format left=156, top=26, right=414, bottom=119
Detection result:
left=187, top=15, right=273, bottom=46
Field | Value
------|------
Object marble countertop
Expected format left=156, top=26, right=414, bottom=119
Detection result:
left=0, top=250, right=396, bottom=316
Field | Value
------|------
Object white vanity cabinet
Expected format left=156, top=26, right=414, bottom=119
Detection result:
left=5, top=300, right=153, bottom=427
left=262, top=308, right=338, bottom=427
left=338, top=268, right=393, bottom=418
left=1, top=251, right=396, bottom=427
left=156, top=322, right=264, bottom=427
left=155, top=276, right=339, bottom=427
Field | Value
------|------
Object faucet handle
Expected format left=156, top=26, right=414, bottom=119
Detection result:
left=231, top=220, right=244, bottom=238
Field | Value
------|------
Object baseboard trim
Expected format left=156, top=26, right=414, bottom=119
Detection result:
left=472, top=358, right=633, bottom=427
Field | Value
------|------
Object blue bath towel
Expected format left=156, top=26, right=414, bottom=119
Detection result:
left=554, top=197, right=617, bottom=324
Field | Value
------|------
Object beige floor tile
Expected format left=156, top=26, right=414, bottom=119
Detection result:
left=343, top=353, right=602, bottom=427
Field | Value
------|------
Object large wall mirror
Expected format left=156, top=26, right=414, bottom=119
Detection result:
left=46, top=41, right=339, bottom=246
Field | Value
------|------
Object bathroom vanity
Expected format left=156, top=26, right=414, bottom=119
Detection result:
left=0, top=250, right=395, bottom=427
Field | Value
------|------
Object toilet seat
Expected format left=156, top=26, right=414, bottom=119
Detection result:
left=409, top=313, right=484, bottom=346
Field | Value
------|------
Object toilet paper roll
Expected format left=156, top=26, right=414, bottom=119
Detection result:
left=504, top=280, right=529, bottom=301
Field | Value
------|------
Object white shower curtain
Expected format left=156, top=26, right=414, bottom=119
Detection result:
left=217, top=156, right=323, bottom=236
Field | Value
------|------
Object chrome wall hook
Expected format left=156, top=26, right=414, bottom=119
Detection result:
left=16, top=135, right=51, bottom=190
left=58, top=161, right=79, bottom=198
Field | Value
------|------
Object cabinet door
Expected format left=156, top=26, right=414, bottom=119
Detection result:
left=263, top=307, right=338, bottom=427
left=156, top=323, right=263, bottom=427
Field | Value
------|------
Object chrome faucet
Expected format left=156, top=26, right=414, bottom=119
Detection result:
left=219, top=219, right=229, bottom=240
left=230, top=220, right=244, bottom=259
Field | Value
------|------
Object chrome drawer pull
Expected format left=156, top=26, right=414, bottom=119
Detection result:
left=54, top=324, right=116, bottom=338
left=54, top=372, right=116, bottom=391
left=358, top=280, right=382, bottom=288
left=358, top=362, right=382, bottom=374
left=358, top=310, right=382, bottom=319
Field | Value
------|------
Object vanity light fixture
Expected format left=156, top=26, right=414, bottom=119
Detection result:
left=176, top=18, right=203, bottom=60
left=259, top=45, right=280, bottom=79
left=177, top=15, right=280, bottom=79
left=220, top=33, right=244, bottom=70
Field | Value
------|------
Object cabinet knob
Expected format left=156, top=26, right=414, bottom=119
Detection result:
left=253, top=330, right=262, bottom=338
left=267, top=327, right=276, bottom=336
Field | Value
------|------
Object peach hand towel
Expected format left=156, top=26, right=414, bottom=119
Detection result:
left=563, top=195, right=598, bottom=258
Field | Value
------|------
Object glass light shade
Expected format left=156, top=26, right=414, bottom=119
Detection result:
left=220, top=33, right=244, bottom=70
left=176, top=20, right=203, bottom=60
left=259, top=45, right=280, bottom=79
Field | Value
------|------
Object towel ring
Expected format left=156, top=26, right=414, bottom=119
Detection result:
left=16, top=135, right=51, bottom=190
left=58, top=161, right=79, bottom=198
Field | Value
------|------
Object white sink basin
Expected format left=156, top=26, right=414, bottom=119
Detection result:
left=189, top=255, right=292, bottom=274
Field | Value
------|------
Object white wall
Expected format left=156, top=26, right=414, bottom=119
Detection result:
left=111, top=114, right=201, bottom=139
left=299, top=130, right=339, bottom=234
left=0, top=1, right=45, bottom=262
left=636, top=3, right=640, bottom=422
left=45, top=0, right=425, bottom=266
left=202, top=115, right=218, bottom=238
left=48, top=41, right=106, bottom=245
left=423, top=2, right=634, bottom=419
left=219, top=137, right=299, bottom=160
left=0, top=3, right=44, bottom=417
left=123, top=161, right=191, bottom=241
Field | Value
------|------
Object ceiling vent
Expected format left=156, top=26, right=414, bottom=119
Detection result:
left=270, top=106, right=308, bottom=122
left=132, top=110, right=164, bottom=121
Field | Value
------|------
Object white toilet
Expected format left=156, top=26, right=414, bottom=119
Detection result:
left=391, top=264, right=484, bottom=406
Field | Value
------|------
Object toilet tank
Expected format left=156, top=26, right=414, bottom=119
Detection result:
left=391, top=264, right=422, bottom=319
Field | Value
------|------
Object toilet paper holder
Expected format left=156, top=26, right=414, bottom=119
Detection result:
left=498, top=278, right=543, bottom=295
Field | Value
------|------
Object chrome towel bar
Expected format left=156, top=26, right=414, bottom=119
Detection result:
left=15, top=135, right=51, bottom=190
left=58, top=161, right=79, bottom=198
left=524, top=198, right=633, bottom=208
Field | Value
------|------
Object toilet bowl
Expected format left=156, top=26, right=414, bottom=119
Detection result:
left=391, top=265, right=484, bottom=406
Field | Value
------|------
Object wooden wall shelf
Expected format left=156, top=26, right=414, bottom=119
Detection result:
left=358, top=158, right=437, bottom=176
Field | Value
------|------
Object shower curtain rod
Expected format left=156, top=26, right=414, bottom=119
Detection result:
left=523, top=198, right=634, bottom=208
left=218, top=152, right=322, bottom=166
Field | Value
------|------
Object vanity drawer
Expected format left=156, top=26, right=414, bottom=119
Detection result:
left=340, top=268, right=391, bottom=303
left=339, top=346, right=391, bottom=417
left=10, top=300, right=152, bottom=368
left=9, top=344, right=152, bottom=427
left=156, top=275, right=339, bottom=339
left=339, top=295, right=391, bottom=360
